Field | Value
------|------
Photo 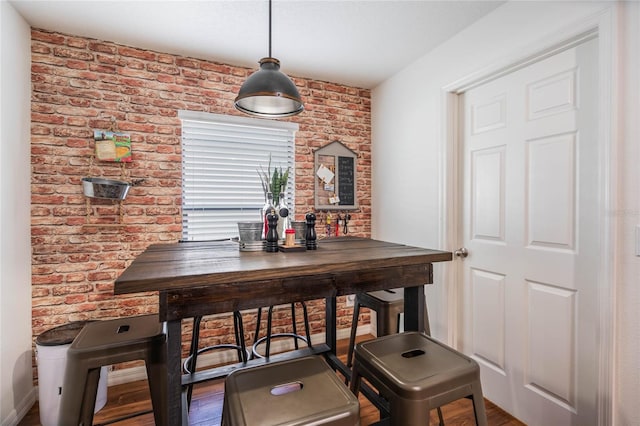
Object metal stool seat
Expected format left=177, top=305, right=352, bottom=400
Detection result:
left=350, top=331, right=488, bottom=426
left=251, top=302, right=312, bottom=358
left=222, top=355, right=360, bottom=426
left=183, top=311, right=249, bottom=407
left=59, top=314, right=167, bottom=426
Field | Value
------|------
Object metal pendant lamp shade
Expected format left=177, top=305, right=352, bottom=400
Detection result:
left=234, top=0, right=303, bottom=118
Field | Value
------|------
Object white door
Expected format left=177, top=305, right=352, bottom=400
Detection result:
left=458, top=37, right=599, bottom=425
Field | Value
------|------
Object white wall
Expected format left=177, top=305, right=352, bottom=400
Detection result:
left=0, top=2, right=35, bottom=425
left=372, top=1, right=638, bottom=424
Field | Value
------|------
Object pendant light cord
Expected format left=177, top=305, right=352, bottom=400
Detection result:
left=268, top=0, right=272, bottom=58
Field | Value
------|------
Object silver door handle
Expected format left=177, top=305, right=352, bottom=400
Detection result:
left=454, top=247, right=468, bottom=258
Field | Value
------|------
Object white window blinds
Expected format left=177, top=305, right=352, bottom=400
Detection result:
left=179, top=111, right=297, bottom=241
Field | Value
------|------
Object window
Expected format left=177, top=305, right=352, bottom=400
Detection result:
left=179, top=111, right=297, bottom=241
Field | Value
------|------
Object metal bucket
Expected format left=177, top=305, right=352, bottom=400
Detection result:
left=237, top=221, right=263, bottom=242
left=82, top=177, right=131, bottom=200
left=291, top=221, right=306, bottom=244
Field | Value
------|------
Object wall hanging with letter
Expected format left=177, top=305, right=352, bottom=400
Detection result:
left=314, top=140, right=358, bottom=210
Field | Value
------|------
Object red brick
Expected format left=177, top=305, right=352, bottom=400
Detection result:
left=32, top=43, right=52, bottom=54
left=67, top=117, right=88, bottom=127
left=87, top=271, right=116, bottom=281
left=120, top=77, right=147, bottom=88
left=118, top=46, right=157, bottom=61
left=156, top=74, right=175, bottom=84
left=32, top=287, right=51, bottom=297
left=32, top=274, right=64, bottom=285
left=32, top=113, right=65, bottom=125
left=90, top=64, right=117, bottom=74
left=59, top=87, right=102, bottom=100
left=53, top=47, right=94, bottom=61
left=64, top=294, right=87, bottom=304
left=31, top=125, right=51, bottom=135
left=88, top=42, right=118, bottom=54
left=32, top=53, right=66, bottom=67
left=157, top=54, right=175, bottom=64
left=175, top=77, right=199, bottom=87
left=32, top=30, right=66, bottom=45
left=147, top=62, right=180, bottom=75
left=65, top=59, right=89, bottom=70
left=65, top=273, right=87, bottom=283
left=53, top=127, right=93, bottom=138
left=65, top=36, right=87, bottom=49
left=119, top=67, right=155, bottom=80
left=175, top=57, right=199, bottom=69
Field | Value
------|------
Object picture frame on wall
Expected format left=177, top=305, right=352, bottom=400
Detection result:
left=314, top=140, right=358, bottom=210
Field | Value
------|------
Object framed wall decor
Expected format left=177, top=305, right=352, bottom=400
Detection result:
left=314, top=140, right=358, bottom=210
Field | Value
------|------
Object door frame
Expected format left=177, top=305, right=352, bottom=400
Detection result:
left=438, top=7, right=619, bottom=426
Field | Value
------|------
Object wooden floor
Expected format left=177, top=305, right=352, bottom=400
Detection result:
left=20, top=335, right=525, bottom=425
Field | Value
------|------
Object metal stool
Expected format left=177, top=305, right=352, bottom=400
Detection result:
left=59, top=314, right=167, bottom=426
left=222, top=355, right=360, bottom=426
left=251, top=302, right=312, bottom=358
left=350, top=332, right=488, bottom=426
left=183, top=311, right=248, bottom=407
left=347, top=288, right=430, bottom=369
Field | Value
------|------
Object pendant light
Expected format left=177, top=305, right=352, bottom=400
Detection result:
left=234, top=0, right=304, bottom=118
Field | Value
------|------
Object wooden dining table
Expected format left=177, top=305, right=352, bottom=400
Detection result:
left=114, top=236, right=452, bottom=425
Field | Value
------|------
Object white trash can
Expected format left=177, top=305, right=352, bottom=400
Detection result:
left=36, top=321, right=108, bottom=426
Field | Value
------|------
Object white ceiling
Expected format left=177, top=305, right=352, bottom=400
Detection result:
left=10, top=0, right=505, bottom=89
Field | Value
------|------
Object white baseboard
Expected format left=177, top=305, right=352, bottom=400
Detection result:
left=107, top=325, right=371, bottom=386
left=2, top=387, right=37, bottom=426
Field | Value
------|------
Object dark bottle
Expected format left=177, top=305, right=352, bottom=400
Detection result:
left=305, top=212, right=317, bottom=250
left=265, top=212, right=279, bottom=253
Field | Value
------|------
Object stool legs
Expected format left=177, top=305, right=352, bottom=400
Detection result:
left=184, top=312, right=247, bottom=407
left=81, top=367, right=101, bottom=425
left=59, top=357, right=96, bottom=425
left=146, top=337, right=168, bottom=426
left=350, top=356, right=453, bottom=426
left=346, top=294, right=403, bottom=369
left=471, top=382, right=489, bottom=426
left=253, top=302, right=312, bottom=358
left=59, top=315, right=167, bottom=426
left=300, top=302, right=312, bottom=347
left=377, top=302, right=400, bottom=336
left=346, top=298, right=361, bottom=369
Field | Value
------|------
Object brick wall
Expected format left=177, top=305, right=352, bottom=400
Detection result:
left=30, top=29, right=371, bottom=375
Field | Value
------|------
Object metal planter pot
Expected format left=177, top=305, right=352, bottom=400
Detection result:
left=82, top=177, right=131, bottom=200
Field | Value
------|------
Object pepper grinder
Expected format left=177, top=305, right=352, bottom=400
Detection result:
left=266, top=212, right=279, bottom=253
left=305, top=212, right=317, bottom=250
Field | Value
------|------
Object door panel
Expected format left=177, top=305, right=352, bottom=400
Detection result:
left=527, top=132, right=576, bottom=249
left=459, top=38, right=598, bottom=425
left=471, top=146, right=506, bottom=241
left=526, top=281, right=576, bottom=406
left=471, top=268, right=506, bottom=371
left=527, top=69, right=577, bottom=120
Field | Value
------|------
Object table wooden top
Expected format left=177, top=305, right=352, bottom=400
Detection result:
left=114, top=237, right=452, bottom=295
